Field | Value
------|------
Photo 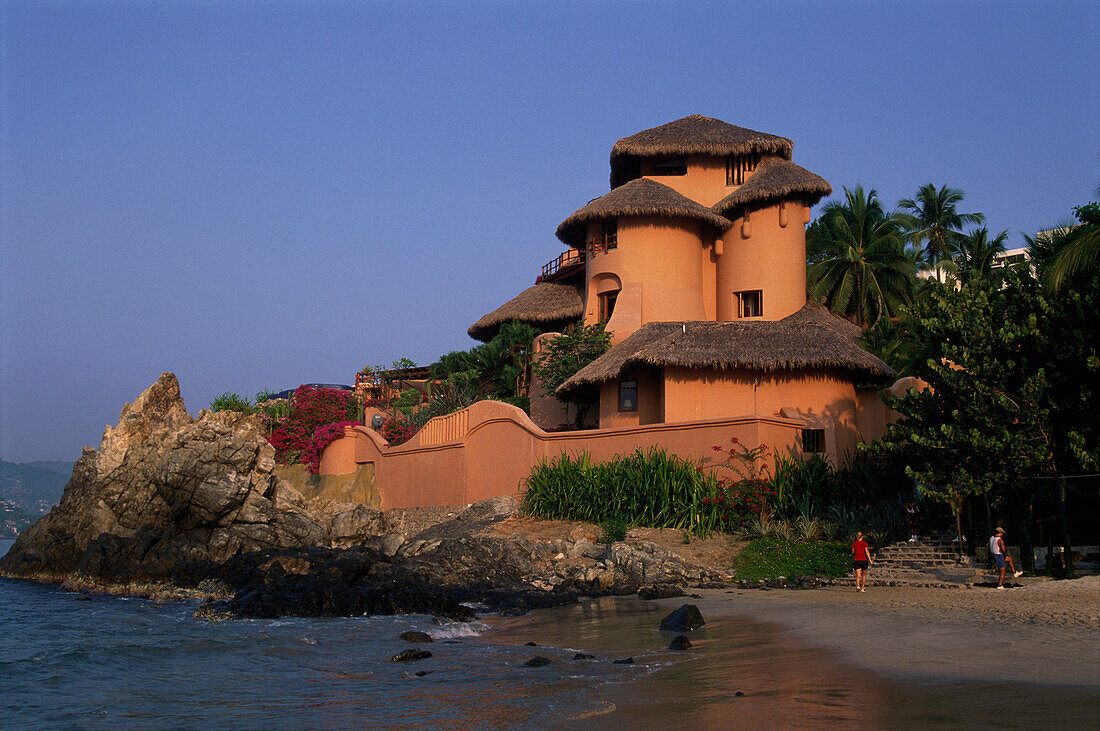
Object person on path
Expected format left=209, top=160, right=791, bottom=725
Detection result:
left=852, top=531, right=872, bottom=593
left=904, top=502, right=920, bottom=542
left=989, top=528, right=1023, bottom=589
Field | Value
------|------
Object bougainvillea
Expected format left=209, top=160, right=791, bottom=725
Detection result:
left=379, top=415, right=416, bottom=446
left=302, top=419, right=360, bottom=474
left=266, top=385, right=360, bottom=465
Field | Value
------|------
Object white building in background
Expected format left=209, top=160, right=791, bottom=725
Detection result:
left=990, top=246, right=1030, bottom=271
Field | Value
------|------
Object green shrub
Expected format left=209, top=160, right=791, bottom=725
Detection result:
left=599, top=518, right=628, bottom=543
left=522, top=448, right=723, bottom=536
left=733, top=537, right=850, bottom=581
left=210, top=392, right=254, bottom=414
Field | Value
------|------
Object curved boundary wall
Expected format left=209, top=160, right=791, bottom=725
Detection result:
left=319, top=400, right=808, bottom=509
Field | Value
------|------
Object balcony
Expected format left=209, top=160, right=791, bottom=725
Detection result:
left=541, top=247, right=586, bottom=281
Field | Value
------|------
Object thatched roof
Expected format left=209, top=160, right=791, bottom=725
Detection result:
left=558, top=304, right=895, bottom=396
left=611, top=115, right=793, bottom=188
left=467, top=282, right=584, bottom=342
left=556, top=178, right=733, bottom=245
left=711, top=158, right=832, bottom=217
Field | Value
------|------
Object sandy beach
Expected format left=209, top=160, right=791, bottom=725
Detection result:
left=660, top=576, right=1100, bottom=686
left=487, top=578, right=1100, bottom=728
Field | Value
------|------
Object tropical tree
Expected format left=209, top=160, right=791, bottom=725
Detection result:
left=897, top=184, right=984, bottom=281
left=949, top=227, right=1008, bottom=286
left=873, top=267, right=1099, bottom=563
left=1033, top=202, right=1100, bottom=292
left=533, top=321, right=612, bottom=426
left=807, top=186, right=914, bottom=327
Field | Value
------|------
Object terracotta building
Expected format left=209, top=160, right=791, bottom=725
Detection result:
left=321, top=115, right=898, bottom=508
left=470, top=115, right=896, bottom=460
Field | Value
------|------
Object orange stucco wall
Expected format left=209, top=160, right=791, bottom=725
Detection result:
left=529, top=332, right=574, bottom=429
left=715, top=202, right=808, bottom=322
left=318, top=425, right=359, bottom=475
left=584, top=215, right=711, bottom=338
left=660, top=366, right=864, bottom=463
left=320, top=399, right=806, bottom=509
left=598, top=367, right=663, bottom=427
left=641, top=154, right=729, bottom=207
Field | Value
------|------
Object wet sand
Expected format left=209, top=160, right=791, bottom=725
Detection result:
left=484, top=580, right=1100, bottom=729
left=664, top=579, right=1100, bottom=685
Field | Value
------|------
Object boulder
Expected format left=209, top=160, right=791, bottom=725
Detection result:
left=523, top=656, right=552, bottom=667
left=639, top=585, right=685, bottom=600
left=400, top=631, right=433, bottom=643
left=668, top=635, right=692, bottom=651
left=659, top=604, right=706, bottom=632
left=392, top=649, right=432, bottom=662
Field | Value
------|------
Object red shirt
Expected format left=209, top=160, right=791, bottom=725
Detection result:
left=852, top=540, right=869, bottom=561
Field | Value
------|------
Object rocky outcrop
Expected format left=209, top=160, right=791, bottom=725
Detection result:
left=0, top=373, right=731, bottom=619
left=0, top=373, right=342, bottom=582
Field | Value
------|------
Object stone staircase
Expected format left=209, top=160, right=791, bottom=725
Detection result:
left=835, top=533, right=1047, bottom=589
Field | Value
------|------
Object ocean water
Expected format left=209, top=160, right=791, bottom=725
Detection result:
left=0, top=539, right=687, bottom=728
left=5, top=538, right=1096, bottom=729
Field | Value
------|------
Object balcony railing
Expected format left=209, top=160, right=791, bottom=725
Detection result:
left=586, top=233, right=617, bottom=254
left=539, top=235, right=619, bottom=281
left=541, top=247, right=586, bottom=279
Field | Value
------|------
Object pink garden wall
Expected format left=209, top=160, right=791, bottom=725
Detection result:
left=319, top=399, right=807, bottom=509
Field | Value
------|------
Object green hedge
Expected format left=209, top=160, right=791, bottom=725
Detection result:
left=522, top=448, right=722, bottom=536
left=733, top=537, right=850, bottom=580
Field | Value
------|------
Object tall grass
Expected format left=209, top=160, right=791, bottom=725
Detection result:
left=522, top=448, right=723, bottom=536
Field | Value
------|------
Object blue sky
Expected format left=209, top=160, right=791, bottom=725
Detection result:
left=1, top=1, right=1097, bottom=462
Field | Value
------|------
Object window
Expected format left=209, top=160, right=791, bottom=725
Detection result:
left=602, top=219, right=618, bottom=250
left=588, top=219, right=617, bottom=253
left=802, top=428, right=825, bottom=453
left=726, top=153, right=760, bottom=186
left=736, top=290, right=763, bottom=318
left=619, top=380, right=638, bottom=412
left=652, top=157, right=687, bottom=176
left=599, top=291, right=618, bottom=324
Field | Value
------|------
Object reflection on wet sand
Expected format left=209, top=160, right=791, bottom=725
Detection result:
left=484, top=596, right=1099, bottom=729
left=486, top=596, right=892, bottom=727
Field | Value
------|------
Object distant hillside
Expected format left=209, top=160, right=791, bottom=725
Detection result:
left=0, top=460, right=71, bottom=538
left=26, top=461, right=75, bottom=478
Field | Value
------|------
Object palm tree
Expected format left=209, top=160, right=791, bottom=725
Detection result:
left=808, top=186, right=915, bottom=327
left=950, top=227, right=1008, bottom=286
left=1041, top=202, right=1100, bottom=292
left=897, top=184, right=984, bottom=281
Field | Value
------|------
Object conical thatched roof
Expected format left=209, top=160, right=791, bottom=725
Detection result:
left=558, top=304, right=895, bottom=397
left=468, top=282, right=584, bottom=342
left=611, top=115, right=793, bottom=188
left=556, top=178, right=733, bottom=245
left=711, top=158, right=832, bottom=217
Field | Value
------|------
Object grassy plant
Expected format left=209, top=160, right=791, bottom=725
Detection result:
left=770, top=451, right=833, bottom=517
left=739, top=516, right=777, bottom=539
left=599, top=518, right=628, bottom=543
left=733, top=537, right=850, bottom=581
left=522, top=448, right=723, bottom=536
left=210, top=392, right=253, bottom=414
left=256, top=399, right=292, bottom=421
left=795, top=516, right=824, bottom=540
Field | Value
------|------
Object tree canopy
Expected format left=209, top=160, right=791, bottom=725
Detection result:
left=807, top=186, right=913, bottom=327
left=897, top=183, right=984, bottom=281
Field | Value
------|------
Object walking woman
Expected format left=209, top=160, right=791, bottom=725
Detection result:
left=852, top=531, right=872, bottom=593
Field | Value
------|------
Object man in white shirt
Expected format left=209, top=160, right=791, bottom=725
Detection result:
left=989, top=527, right=1023, bottom=589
